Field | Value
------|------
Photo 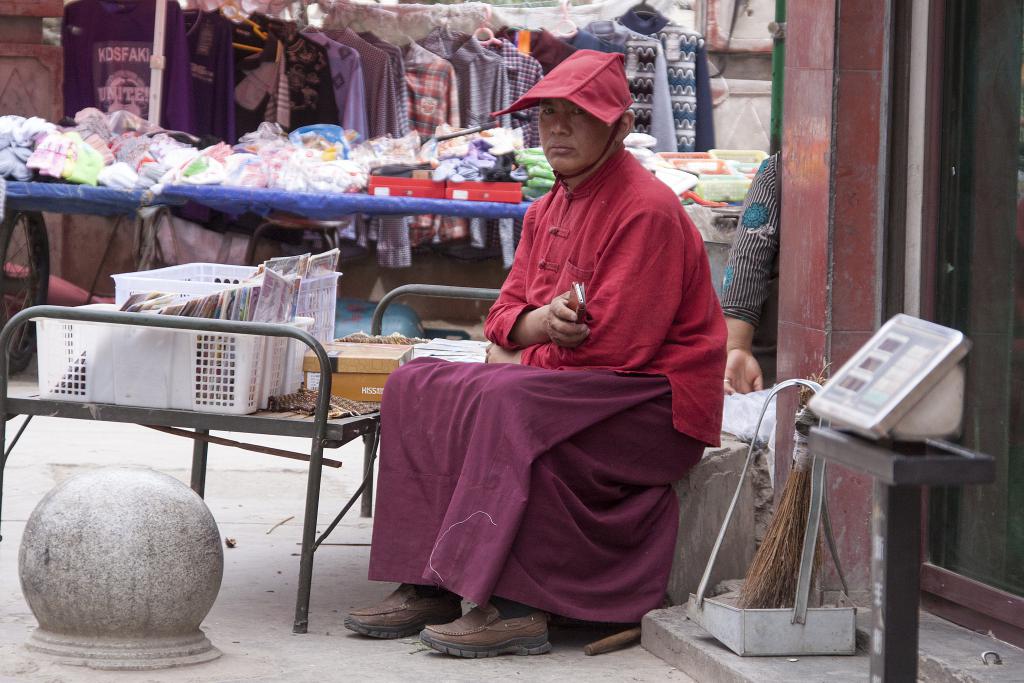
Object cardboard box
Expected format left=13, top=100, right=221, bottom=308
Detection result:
left=305, top=371, right=390, bottom=402
left=445, top=181, right=522, bottom=203
left=302, top=342, right=414, bottom=402
left=368, top=176, right=446, bottom=199
left=302, top=342, right=413, bottom=374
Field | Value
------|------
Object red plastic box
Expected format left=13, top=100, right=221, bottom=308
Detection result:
left=368, top=176, right=446, bottom=199
left=445, top=181, right=523, bottom=204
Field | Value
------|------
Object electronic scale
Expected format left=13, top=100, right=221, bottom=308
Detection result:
left=808, top=314, right=970, bottom=440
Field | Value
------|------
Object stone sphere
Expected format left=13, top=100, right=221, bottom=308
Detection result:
left=18, top=467, right=223, bottom=669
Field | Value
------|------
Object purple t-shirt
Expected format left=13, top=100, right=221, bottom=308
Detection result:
left=63, top=0, right=196, bottom=133
left=184, top=10, right=236, bottom=142
left=303, top=31, right=368, bottom=140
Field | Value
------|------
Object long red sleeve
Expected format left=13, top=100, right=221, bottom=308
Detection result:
left=484, top=205, right=539, bottom=350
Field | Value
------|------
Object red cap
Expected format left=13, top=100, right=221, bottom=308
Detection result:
left=492, top=50, right=633, bottom=126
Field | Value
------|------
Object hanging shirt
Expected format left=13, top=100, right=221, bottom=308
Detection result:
left=263, top=20, right=340, bottom=132
left=694, top=45, right=715, bottom=152
left=569, top=29, right=626, bottom=55
left=302, top=31, right=369, bottom=140
left=528, top=29, right=578, bottom=74
left=618, top=10, right=715, bottom=152
left=360, top=33, right=411, bottom=138
left=490, top=40, right=543, bottom=148
left=485, top=148, right=726, bottom=446
left=585, top=20, right=675, bottom=153
left=184, top=10, right=236, bottom=142
left=232, top=19, right=283, bottom=136
left=324, top=28, right=400, bottom=139
left=419, top=28, right=512, bottom=128
left=63, top=0, right=196, bottom=133
left=402, top=41, right=461, bottom=136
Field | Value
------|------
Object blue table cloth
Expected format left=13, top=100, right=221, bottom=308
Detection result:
left=4, top=182, right=531, bottom=221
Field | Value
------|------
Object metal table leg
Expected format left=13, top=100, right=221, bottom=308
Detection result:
left=360, top=427, right=378, bottom=518
left=190, top=429, right=209, bottom=498
left=293, top=435, right=326, bottom=634
left=0, top=415, right=32, bottom=543
left=0, top=415, right=6, bottom=543
left=870, top=481, right=922, bottom=682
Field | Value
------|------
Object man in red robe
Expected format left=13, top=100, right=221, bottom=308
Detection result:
left=345, top=50, right=726, bottom=658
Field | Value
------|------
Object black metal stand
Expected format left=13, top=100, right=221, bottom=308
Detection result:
left=808, top=428, right=995, bottom=682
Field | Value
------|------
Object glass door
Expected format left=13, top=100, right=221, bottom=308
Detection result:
left=925, top=0, right=1024, bottom=643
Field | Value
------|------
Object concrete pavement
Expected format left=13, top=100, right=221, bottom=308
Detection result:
left=0, top=374, right=693, bottom=682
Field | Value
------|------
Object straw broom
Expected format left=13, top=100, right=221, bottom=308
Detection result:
left=738, top=386, right=822, bottom=610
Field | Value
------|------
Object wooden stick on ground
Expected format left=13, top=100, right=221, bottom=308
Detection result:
left=584, top=626, right=642, bottom=656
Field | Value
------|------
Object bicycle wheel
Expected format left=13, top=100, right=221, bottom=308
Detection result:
left=0, top=211, right=49, bottom=374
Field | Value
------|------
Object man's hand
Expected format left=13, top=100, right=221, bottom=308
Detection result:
left=724, top=317, right=763, bottom=395
left=486, top=344, right=523, bottom=364
left=543, top=290, right=590, bottom=348
left=724, top=348, right=764, bottom=395
left=508, top=290, right=591, bottom=349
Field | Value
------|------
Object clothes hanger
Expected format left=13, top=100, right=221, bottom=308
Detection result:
left=221, top=0, right=269, bottom=41
left=552, top=0, right=578, bottom=39
left=472, top=6, right=503, bottom=47
left=626, top=0, right=660, bottom=20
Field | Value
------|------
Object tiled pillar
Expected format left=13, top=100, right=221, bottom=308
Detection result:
left=0, top=1, right=64, bottom=278
left=0, top=1, right=62, bottom=119
left=777, top=1, right=887, bottom=599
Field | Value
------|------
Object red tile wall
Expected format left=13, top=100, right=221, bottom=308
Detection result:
left=778, top=0, right=887, bottom=596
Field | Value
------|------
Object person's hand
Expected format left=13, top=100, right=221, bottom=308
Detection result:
left=486, top=344, right=523, bottom=364
left=724, top=348, right=764, bottom=395
left=543, top=291, right=590, bottom=348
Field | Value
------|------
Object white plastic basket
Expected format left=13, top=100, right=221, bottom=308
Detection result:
left=36, top=304, right=118, bottom=404
left=296, top=272, right=340, bottom=344
left=188, top=331, right=264, bottom=414
left=110, top=327, right=265, bottom=414
left=113, top=263, right=256, bottom=306
left=36, top=308, right=309, bottom=415
left=259, top=316, right=313, bottom=408
left=113, top=263, right=340, bottom=343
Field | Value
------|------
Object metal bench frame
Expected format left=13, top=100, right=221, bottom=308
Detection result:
left=0, top=305, right=379, bottom=634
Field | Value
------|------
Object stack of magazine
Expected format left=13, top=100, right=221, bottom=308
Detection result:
left=119, top=249, right=340, bottom=324
left=412, top=339, right=489, bottom=363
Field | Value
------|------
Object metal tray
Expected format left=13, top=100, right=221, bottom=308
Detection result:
left=687, top=593, right=856, bottom=656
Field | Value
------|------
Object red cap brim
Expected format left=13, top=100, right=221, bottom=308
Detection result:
left=491, top=51, right=633, bottom=127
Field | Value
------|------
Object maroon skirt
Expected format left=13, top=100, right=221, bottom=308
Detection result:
left=367, top=358, right=705, bottom=622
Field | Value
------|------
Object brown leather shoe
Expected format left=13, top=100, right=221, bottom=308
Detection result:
left=419, top=603, right=551, bottom=658
left=345, top=584, right=463, bottom=639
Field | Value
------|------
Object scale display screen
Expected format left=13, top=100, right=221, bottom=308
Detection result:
left=809, top=315, right=969, bottom=438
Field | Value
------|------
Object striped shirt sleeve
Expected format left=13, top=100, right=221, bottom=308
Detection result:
left=720, top=153, right=780, bottom=327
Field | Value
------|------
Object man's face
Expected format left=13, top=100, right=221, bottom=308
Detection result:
left=539, top=99, right=615, bottom=176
